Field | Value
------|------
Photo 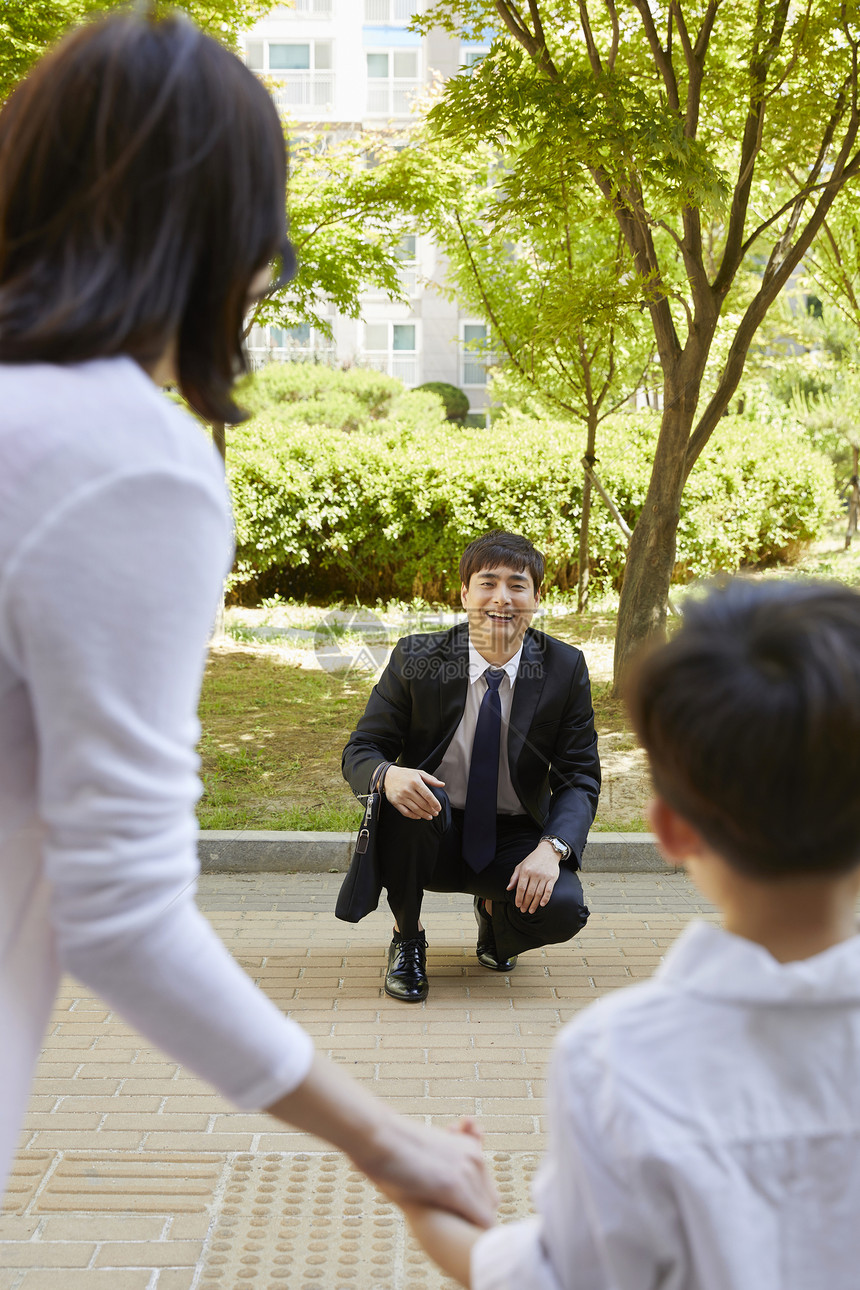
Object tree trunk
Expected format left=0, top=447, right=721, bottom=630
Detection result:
left=612, top=385, right=699, bottom=691
left=577, top=415, right=598, bottom=612
left=577, top=470, right=593, bottom=612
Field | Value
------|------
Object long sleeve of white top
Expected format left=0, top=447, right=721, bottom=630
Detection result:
left=1, top=465, right=313, bottom=1109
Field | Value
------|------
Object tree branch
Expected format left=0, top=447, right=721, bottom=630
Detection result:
left=603, top=0, right=620, bottom=70
left=810, top=217, right=860, bottom=317
left=577, top=0, right=603, bottom=76
left=712, top=0, right=792, bottom=295
left=686, top=147, right=860, bottom=473
left=493, top=0, right=546, bottom=68
left=760, top=0, right=814, bottom=104
left=452, top=210, right=526, bottom=377
left=693, top=0, right=724, bottom=62
left=587, top=165, right=681, bottom=364
left=669, top=1, right=695, bottom=80
left=526, top=0, right=559, bottom=78
left=762, top=72, right=852, bottom=287
left=631, top=0, right=680, bottom=111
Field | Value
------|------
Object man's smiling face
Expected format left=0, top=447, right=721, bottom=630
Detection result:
left=461, top=564, right=540, bottom=659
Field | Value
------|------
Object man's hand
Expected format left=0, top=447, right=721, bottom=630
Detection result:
left=506, top=841, right=560, bottom=913
left=383, top=766, right=445, bottom=820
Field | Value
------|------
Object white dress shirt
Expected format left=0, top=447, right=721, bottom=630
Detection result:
left=433, top=640, right=526, bottom=813
left=473, top=919, right=860, bottom=1290
left=0, top=357, right=313, bottom=1192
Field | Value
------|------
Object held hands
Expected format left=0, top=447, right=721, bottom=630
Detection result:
left=507, top=840, right=560, bottom=914
left=383, top=766, right=445, bottom=820
left=265, top=1056, right=497, bottom=1231
left=357, top=1114, right=498, bottom=1230
left=397, top=1119, right=490, bottom=1289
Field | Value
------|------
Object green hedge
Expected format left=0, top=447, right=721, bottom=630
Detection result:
left=226, top=405, right=837, bottom=602
left=414, top=381, right=470, bottom=422
left=236, top=362, right=447, bottom=434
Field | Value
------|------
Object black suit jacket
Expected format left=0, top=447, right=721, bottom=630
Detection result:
left=342, top=622, right=600, bottom=867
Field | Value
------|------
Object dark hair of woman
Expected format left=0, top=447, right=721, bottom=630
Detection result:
left=0, top=10, right=295, bottom=423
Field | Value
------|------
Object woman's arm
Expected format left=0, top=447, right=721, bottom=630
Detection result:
left=6, top=464, right=498, bottom=1224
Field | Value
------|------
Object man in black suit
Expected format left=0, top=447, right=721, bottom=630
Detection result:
left=342, top=531, right=600, bottom=1002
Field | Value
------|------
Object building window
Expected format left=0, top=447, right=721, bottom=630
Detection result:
left=462, top=322, right=489, bottom=386
left=245, top=39, right=334, bottom=111
left=290, top=0, right=334, bottom=14
left=366, top=48, right=420, bottom=116
left=362, top=321, right=419, bottom=385
left=246, top=322, right=335, bottom=369
left=396, top=234, right=419, bottom=297
left=365, top=0, right=418, bottom=22
left=460, top=45, right=490, bottom=70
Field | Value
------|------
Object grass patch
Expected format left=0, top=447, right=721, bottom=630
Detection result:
left=198, top=651, right=369, bottom=831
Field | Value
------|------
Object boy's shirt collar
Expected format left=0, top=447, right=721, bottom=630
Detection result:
left=656, top=919, right=860, bottom=1004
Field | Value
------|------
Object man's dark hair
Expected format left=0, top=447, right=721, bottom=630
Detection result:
left=626, top=578, right=860, bottom=880
left=459, top=531, right=545, bottom=593
left=0, top=11, right=294, bottom=424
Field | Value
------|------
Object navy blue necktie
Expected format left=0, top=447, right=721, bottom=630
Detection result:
left=462, top=668, right=505, bottom=872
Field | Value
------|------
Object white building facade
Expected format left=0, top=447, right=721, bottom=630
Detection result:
left=243, top=0, right=490, bottom=419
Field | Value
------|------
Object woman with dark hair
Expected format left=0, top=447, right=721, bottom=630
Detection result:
left=0, top=10, right=496, bottom=1225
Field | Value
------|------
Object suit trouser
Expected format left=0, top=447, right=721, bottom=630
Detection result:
left=379, top=802, right=589, bottom=958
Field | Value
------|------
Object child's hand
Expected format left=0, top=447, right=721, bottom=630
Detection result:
left=402, top=1200, right=488, bottom=1289
left=359, top=1114, right=499, bottom=1228
left=448, top=1115, right=483, bottom=1143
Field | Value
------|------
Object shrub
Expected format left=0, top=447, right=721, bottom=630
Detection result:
left=414, top=381, right=470, bottom=422
left=226, top=407, right=837, bottom=603
left=236, top=362, right=448, bottom=434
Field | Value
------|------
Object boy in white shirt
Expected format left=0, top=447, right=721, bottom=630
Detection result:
left=401, top=579, right=860, bottom=1290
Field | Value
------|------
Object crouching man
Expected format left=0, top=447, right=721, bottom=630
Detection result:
left=341, top=531, right=601, bottom=1002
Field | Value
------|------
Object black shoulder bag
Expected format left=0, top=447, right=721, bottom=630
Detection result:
left=335, top=764, right=452, bottom=924
left=335, top=760, right=391, bottom=924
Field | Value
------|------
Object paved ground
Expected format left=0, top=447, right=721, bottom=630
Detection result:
left=0, top=871, right=717, bottom=1289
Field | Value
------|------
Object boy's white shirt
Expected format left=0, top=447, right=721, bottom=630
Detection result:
left=472, top=918, right=860, bottom=1290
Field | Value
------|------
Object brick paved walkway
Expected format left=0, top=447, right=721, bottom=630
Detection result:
left=0, top=871, right=716, bottom=1289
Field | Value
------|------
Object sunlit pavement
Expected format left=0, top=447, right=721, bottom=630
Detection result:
left=0, top=870, right=716, bottom=1289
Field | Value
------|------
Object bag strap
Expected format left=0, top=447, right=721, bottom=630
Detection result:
left=370, top=760, right=391, bottom=795
left=356, top=760, right=391, bottom=802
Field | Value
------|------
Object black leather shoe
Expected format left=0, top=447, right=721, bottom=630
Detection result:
left=384, top=932, right=429, bottom=1002
left=474, top=897, right=518, bottom=972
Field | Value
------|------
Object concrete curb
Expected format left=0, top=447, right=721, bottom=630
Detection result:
left=198, top=830, right=665, bottom=874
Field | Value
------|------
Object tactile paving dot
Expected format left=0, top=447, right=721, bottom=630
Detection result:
left=200, top=1152, right=538, bottom=1289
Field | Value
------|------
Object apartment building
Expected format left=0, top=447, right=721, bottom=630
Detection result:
left=242, top=0, right=491, bottom=419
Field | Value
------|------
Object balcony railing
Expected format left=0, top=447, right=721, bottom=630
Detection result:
left=365, top=0, right=417, bottom=21
left=366, top=80, right=421, bottom=116
left=293, top=0, right=333, bottom=14
left=271, top=72, right=335, bottom=112
left=462, top=357, right=488, bottom=386
left=247, top=345, right=336, bottom=372
left=362, top=353, right=419, bottom=385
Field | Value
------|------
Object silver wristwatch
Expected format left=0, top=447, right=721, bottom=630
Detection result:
left=541, top=835, right=571, bottom=862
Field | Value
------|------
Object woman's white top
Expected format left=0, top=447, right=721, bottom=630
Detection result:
left=0, top=357, right=313, bottom=1189
left=472, top=919, right=860, bottom=1290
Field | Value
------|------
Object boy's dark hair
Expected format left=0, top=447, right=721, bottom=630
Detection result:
left=626, top=578, right=860, bottom=879
left=0, top=11, right=294, bottom=424
left=460, top=531, right=545, bottom=593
